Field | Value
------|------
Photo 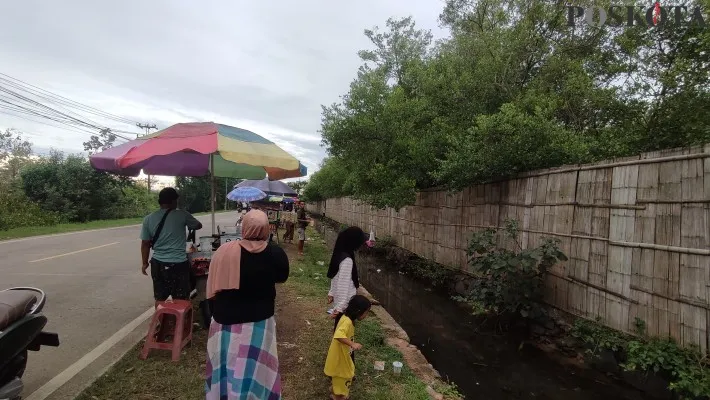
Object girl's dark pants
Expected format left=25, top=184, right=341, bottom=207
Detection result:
left=333, top=313, right=355, bottom=363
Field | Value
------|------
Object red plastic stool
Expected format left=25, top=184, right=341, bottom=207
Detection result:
left=140, top=300, right=193, bottom=362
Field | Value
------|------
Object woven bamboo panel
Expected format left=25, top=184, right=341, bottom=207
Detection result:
left=310, top=144, right=710, bottom=348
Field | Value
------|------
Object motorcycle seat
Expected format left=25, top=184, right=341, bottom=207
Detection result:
left=0, top=290, right=37, bottom=331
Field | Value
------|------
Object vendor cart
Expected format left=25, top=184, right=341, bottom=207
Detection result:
left=187, top=228, right=243, bottom=328
left=250, top=200, right=282, bottom=243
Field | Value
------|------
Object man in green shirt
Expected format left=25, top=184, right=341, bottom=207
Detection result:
left=140, top=187, right=202, bottom=307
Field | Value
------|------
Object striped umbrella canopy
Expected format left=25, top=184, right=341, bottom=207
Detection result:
left=89, top=122, right=307, bottom=234
left=227, top=187, right=267, bottom=202
left=89, top=122, right=307, bottom=180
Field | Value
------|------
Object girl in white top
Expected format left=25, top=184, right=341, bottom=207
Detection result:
left=327, top=226, right=368, bottom=322
left=328, top=257, right=358, bottom=315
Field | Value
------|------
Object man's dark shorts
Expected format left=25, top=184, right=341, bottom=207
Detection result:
left=150, top=259, right=191, bottom=301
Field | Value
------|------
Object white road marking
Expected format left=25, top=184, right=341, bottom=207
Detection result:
left=0, top=225, right=140, bottom=245
left=28, top=242, right=120, bottom=263
left=5, top=272, right=133, bottom=277
left=24, top=306, right=154, bottom=400
left=0, top=211, right=225, bottom=245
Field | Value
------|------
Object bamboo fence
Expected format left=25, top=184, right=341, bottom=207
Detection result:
left=307, top=144, right=710, bottom=349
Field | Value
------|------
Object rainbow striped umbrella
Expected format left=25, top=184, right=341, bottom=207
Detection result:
left=89, top=122, right=307, bottom=180
left=89, top=122, right=307, bottom=233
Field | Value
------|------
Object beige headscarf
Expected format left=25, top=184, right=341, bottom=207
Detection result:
left=206, top=209, right=270, bottom=299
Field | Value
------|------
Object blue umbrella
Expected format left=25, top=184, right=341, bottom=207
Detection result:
left=235, top=178, right=297, bottom=196
left=227, top=187, right=267, bottom=202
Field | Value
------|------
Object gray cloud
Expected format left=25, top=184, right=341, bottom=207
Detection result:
left=0, top=0, right=446, bottom=176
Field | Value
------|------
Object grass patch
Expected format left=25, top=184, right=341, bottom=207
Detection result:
left=76, top=304, right=207, bottom=400
left=282, top=231, right=433, bottom=399
left=76, top=228, right=434, bottom=399
left=0, top=210, right=228, bottom=240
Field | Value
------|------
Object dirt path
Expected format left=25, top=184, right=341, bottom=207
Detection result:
left=276, top=242, right=332, bottom=399
left=76, top=237, right=439, bottom=400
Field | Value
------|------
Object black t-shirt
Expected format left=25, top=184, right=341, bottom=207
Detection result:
left=297, top=209, right=307, bottom=229
left=209, top=243, right=289, bottom=325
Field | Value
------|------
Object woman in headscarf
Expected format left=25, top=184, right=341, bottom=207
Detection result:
left=205, top=210, right=289, bottom=400
left=327, top=226, right=368, bottom=331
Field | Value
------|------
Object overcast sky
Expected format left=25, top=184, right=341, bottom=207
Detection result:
left=0, top=0, right=448, bottom=180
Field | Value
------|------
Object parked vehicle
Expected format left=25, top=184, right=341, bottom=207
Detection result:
left=0, top=287, right=59, bottom=400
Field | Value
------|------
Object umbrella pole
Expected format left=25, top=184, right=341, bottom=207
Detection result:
left=211, top=155, right=216, bottom=235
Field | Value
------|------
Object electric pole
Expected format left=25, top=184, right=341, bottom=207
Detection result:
left=136, top=123, right=157, bottom=191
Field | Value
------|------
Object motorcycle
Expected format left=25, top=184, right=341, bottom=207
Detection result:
left=0, top=287, right=59, bottom=400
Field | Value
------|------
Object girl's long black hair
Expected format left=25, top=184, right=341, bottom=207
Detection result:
left=343, top=295, right=372, bottom=321
left=327, top=226, right=368, bottom=288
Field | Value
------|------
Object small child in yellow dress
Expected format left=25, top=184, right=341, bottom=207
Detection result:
left=324, top=295, right=372, bottom=400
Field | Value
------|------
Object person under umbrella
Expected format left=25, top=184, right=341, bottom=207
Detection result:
left=140, top=187, right=202, bottom=309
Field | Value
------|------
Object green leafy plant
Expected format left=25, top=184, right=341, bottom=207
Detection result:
left=403, top=259, right=455, bottom=288
left=570, top=317, right=627, bottom=356
left=433, top=379, right=463, bottom=399
left=451, top=295, right=487, bottom=315
left=461, top=219, right=568, bottom=319
left=572, top=318, right=710, bottom=398
left=375, top=234, right=396, bottom=248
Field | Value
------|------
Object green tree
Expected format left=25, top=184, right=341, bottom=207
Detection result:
left=21, top=151, right=126, bottom=222
left=83, top=128, right=117, bottom=155
left=175, top=176, right=239, bottom=213
left=307, top=0, right=710, bottom=208
left=358, top=16, right=433, bottom=85
left=301, top=158, right=353, bottom=202
left=0, top=128, right=34, bottom=180
left=288, top=179, right=308, bottom=196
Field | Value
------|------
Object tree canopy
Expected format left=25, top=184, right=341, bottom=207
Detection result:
left=304, top=0, right=710, bottom=209
left=0, top=129, right=158, bottom=230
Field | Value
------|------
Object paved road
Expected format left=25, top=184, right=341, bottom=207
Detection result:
left=0, top=211, right=240, bottom=398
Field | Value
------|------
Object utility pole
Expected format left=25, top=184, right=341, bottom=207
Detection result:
left=136, top=123, right=157, bottom=191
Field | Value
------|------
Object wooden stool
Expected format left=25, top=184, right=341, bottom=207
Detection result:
left=140, top=300, right=193, bottom=362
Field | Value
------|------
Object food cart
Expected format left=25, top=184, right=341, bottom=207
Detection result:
left=250, top=199, right=283, bottom=243
left=187, top=225, right=244, bottom=328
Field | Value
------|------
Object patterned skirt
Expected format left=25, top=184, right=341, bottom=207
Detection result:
left=205, top=317, right=282, bottom=400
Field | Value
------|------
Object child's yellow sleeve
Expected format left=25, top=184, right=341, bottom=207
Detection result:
left=333, top=318, right=352, bottom=339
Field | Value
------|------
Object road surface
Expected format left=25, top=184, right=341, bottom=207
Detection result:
left=0, top=211, right=240, bottom=399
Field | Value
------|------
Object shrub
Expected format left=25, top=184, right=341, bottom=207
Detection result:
left=462, top=218, right=568, bottom=319
left=571, top=318, right=710, bottom=398
left=0, top=186, right=61, bottom=230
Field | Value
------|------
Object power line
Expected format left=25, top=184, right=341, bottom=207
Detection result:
left=0, top=108, right=108, bottom=137
left=0, top=98, right=133, bottom=142
left=0, top=72, right=149, bottom=141
left=136, top=123, right=157, bottom=136
left=135, top=123, right=158, bottom=190
left=0, top=73, right=139, bottom=126
left=0, top=79, right=109, bottom=130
